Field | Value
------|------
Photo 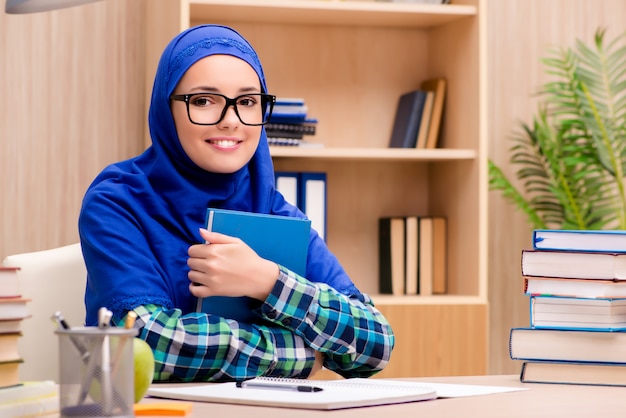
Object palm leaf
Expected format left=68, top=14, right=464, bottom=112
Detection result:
left=490, top=28, right=626, bottom=231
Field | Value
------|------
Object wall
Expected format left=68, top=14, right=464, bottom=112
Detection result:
left=0, top=0, right=146, bottom=259
left=487, top=0, right=626, bottom=374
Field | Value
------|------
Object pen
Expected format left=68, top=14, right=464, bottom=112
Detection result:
left=236, top=380, right=323, bottom=393
left=98, top=307, right=114, bottom=415
left=51, top=311, right=90, bottom=362
left=111, top=310, right=137, bottom=378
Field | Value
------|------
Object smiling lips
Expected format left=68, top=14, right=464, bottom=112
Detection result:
left=207, top=138, right=241, bottom=149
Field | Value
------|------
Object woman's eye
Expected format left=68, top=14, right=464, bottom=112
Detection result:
left=192, top=98, right=207, bottom=106
left=191, top=96, right=214, bottom=107
left=237, top=97, right=257, bottom=108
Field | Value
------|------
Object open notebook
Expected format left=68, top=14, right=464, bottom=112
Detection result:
left=147, top=377, right=437, bottom=410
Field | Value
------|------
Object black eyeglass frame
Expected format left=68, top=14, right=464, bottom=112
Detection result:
left=170, top=92, right=277, bottom=126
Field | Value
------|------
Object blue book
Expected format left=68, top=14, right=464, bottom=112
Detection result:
left=196, top=208, right=311, bottom=323
left=529, top=295, right=626, bottom=331
left=532, top=229, right=626, bottom=253
left=388, top=90, right=428, bottom=148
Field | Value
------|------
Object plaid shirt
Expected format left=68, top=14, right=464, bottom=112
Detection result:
left=126, top=266, right=394, bottom=382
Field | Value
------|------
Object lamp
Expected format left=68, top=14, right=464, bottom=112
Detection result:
left=5, top=0, right=102, bottom=14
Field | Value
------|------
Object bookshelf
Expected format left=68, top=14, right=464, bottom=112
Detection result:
left=144, top=0, right=487, bottom=378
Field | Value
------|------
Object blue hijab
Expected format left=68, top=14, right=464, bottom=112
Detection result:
left=79, top=25, right=358, bottom=326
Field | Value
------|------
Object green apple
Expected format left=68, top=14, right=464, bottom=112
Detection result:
left=133, top=337, right=155, bottom=403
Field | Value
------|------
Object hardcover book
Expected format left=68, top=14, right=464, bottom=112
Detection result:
left=521, top=249, right=626, bottom=280
left=521, top=360, right=626, bottom=387
left=529, top=295, right=626, bottom=331
left=419, top=78, right=447, bottom=149
left=197, top=208, right=311, bottom=323
left=388, top=90, right=428, bottom=148
left=509, top=327, right=626, bottom=363
left=524, top=276, right=626, bottom=299
left=0, top=267, right=20, bottom=299
left=532, top=229, right=626, bottom=253
left=379, top=217, right=406, bottom=295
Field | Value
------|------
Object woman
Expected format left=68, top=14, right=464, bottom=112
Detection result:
left=79, top=24, right=394, bottom=382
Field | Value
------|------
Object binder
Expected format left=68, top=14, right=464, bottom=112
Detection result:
left=274, top=172, right=300, bottom=207
left=299, top=172, right=327, bottom=240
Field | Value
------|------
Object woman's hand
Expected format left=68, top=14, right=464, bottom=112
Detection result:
left=187, top=228, right=279, bottom=301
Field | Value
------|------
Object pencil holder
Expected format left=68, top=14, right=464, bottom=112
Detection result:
left=56, top=326, right=138, bottom=418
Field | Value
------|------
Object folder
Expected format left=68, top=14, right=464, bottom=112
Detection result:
left=274, top=171, right=300, bottom=207
left=299, top=172, right=327, bottom=240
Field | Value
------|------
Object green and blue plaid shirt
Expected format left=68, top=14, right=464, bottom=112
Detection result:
left=127, top=266, right=394, bottom=382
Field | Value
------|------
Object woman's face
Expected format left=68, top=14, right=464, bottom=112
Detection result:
left=171, top=54, right=263, bottom=173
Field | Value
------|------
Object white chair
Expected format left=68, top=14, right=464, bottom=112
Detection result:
left=2, top=243, right=86, bottom=382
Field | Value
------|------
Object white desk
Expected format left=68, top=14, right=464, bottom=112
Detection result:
left=138, top=374, right=626, bottom=417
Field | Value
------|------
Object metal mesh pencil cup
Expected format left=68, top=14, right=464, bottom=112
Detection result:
left=56, top=326, right=138, bottom=418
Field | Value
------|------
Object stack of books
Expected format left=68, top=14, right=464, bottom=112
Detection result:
left=378, top=216, right=447, bottom=297
left=266, top=97, right=318, bottom=147
left=509, top=229, right=626, bottom=387
left=0, top=267, right=59, bottom=416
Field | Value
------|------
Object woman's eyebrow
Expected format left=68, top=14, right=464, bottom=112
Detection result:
left=185, top=86, right=262, bottom=94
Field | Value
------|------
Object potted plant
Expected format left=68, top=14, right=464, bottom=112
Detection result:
left=489, top=28, right=626, bottom=230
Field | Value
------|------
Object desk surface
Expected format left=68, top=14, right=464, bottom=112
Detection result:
left=138, top=374, right=626, bottom=418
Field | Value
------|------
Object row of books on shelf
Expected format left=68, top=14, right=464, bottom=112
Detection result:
left=267, top=97, right=320, bottom=147
left=0, top=267, right=59, bottom=416
left=274, top=171, right=327, bottom=240
left=509, top=229, right=626, bottom=387
left=388, top=78, right=447, bottom=150
left=378, top=216, right=447, bottom=296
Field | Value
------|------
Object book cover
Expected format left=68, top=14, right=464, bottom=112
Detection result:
left=509, top=327, right=626, bottom=363
left=0, top=333, right=21, bottom=363
left=147, top=377, right=436, bottom=410
left=388, top=90, right=428, bottom=148
left=532, top=229, right=626, bottom=253
left=274, top=171, right=300, bottom=208
left=405, top=216, right=419, bottom=295
left=418, top=217, right=433, bottom=296
left=379, top=217, right=406, bottom=295
left=420, top=78, right=447, bottom=149
left=521, top=249, right=626, bottom=280
left=529, top=295, right=626, bottom=331
left=431, top=217, right=448, bottom=294
left=0, top=298, right=30, bottom=321
left=520, top=361, right=626, bottom=387
left=524, top=276, right=626, bottom=299
left=0, top=267, right=20, bottom=299
left=414, top=91, right=434, bottom=149
left=0, top=359, right=23, bottom=388
left=197, top=209, right=311, bottom=323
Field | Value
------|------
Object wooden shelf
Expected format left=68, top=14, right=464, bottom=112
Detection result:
left=190, top=0, right=477, bottom=28
left=372, top=294, right=485, bottom=305
left=270, top=147, right=477, bottom=161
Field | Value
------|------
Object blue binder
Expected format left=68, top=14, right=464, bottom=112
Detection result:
left=299, top=172, right=327, bottom=241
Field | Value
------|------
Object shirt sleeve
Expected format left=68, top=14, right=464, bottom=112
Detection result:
left=263, top=266, right=395, bottom=378
left=127, top=267, right=394, bottom=382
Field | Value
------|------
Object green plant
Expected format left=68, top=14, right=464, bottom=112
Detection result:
left=489, top=28, right=626, bottom=230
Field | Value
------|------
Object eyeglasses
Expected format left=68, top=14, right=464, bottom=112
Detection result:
left=170, top=92, right=276, bottom=126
